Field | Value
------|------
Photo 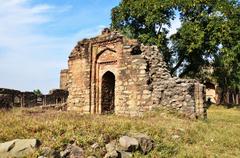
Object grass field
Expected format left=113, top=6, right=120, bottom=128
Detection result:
left=0, top=105, right=240, bottom=158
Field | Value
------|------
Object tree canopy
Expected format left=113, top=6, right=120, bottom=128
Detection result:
left=111, top=0, right=240, bottom=91
left=33, top=89, right=42, bottom=96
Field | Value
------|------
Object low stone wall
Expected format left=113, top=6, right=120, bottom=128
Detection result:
left=0, top=89, right=21, bottom=108
left=0, top=88, right=68, bottom=109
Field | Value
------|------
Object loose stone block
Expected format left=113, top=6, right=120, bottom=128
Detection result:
left=119, top=136, right=139, bottom=152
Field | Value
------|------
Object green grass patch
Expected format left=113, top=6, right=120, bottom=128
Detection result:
left=0, top=105, right=239, bottom=157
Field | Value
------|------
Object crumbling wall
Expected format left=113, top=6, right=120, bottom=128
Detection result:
left=140, top=45, right=197, bottom=118
left=115, top=43, right=152, bottom=116
left=67, top=40, right=91, bottom=113
left=115, top=43, right=206, bottom=118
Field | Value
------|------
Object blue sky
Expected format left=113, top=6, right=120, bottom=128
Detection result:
left=0, top=0, right=180, bottom=93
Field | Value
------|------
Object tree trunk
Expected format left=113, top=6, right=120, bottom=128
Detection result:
left=236, top=93, right=239, bottom=105
left=170, top=56, right=185, bottom=76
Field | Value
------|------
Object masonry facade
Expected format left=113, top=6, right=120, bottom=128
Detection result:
left=61, top=29, right=206, bottom=118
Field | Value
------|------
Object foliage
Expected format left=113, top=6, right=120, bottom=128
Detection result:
left=212, top=1, right=240, bottom=92
left=173, top=0, right=240, bottom=87
left=111, top=0, right=240, bottom=91
left=33, top=89, right=42, bottom=96
left=111, top=0, right=175, bottom=67
left=0, top=106, right=240, bottom=157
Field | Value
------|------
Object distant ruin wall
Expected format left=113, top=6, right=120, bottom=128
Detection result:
left=60, top=69, right=69, bottom=90
left=0, top=88, right=68, bottom=109
left=0, top=89, right=21, bottom=108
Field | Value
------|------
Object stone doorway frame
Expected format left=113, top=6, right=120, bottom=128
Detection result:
left=90, top=48, right=118, bottom=114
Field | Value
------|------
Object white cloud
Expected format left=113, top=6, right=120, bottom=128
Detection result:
left=0, top=0, right=105, bottom=93
left=0, top=0, right=71, bottom=93
left=0, top=0, right=27, bottom=6
left=30, top=4, right=55, bottom=14
left=0, top=0, right=52, bottom=49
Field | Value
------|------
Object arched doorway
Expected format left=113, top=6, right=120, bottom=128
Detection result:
left=101, top=71, right=115, bottom=114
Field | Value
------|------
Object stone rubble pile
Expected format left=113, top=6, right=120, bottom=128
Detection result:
left=104, top=133, right=154, bottom=158
left=0, top=133, right=154, bottom=158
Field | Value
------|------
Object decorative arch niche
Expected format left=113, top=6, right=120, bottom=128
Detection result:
left=96, top=48, right=117, bottom=64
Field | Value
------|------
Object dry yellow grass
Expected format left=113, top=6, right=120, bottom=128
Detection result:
left=0, top=105, right=239, bottom=157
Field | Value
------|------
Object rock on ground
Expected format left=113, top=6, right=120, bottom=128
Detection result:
left=105, top=140, right=118, bottom=153
left=104, top=133, right=153, bottom=157
left=131, top=133, right=154, bottom=154
left=40, top=147, right=61, bottom=158
left=69, top=145, right=84, bottom=158
left=118, top=151, right=132, bottom=158
left=103, top=150, right=119, bottom=158
left=0, top=139, right=41, bottom=158
left=119, top=136, right=139, bottom=152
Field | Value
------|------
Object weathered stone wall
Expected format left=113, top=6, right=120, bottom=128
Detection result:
left=66, top=40, right=91, bottom=113
left=60, top=69, right=69, bottom=90
left=0, top=88, right=68, bottom=109
left=0, top=89, right=21, bottom=108
left=63, top=29, right=206, bottom=118
left=140, top=45, right=198, bottom=118
left=44, top=89, right=69, bottom=105
left=194, top=83, right=206, bottom=118
left=21, top=92, right=37, bottom=107
left=114, top=43, right=153, bottom=116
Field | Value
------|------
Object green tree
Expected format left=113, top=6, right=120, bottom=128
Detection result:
left=33, top=89, right=42, bottom=96
left=171, top=0, right=240, bottom=78
left=111, top=0, right=240, bottom=93
left=111, top=0, right=175, bottom=67
left=212, top=1, right=240, bottom=102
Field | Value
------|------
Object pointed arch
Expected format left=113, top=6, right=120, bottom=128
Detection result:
left=96, top=47, right=116, bottom=59
left=101, top=71, right=115, bottom=114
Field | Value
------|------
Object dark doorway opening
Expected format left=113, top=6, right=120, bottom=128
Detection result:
left=57, top=98, right=62, bottom=104
left=101, top=71, right=115, bottom=114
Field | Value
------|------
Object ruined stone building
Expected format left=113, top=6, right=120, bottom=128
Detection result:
left=205, top=82, right=240, bottom=105
left=60, top=29, right=206, bottom=118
